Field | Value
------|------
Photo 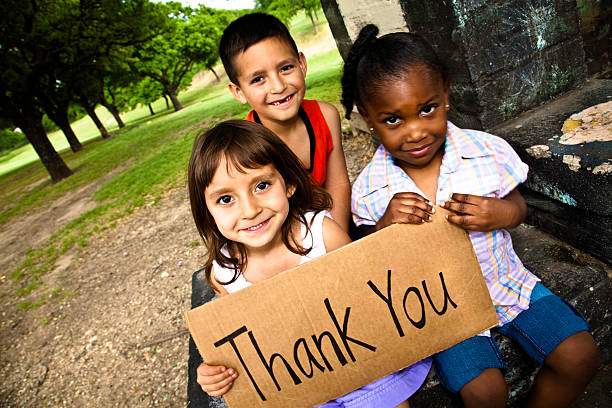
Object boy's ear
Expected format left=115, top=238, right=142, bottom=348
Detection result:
left=286, top=184, right=296, bottom=198
left=228, top=82, right=248, bottom=105
left=298, top=52, right=307, bottom=76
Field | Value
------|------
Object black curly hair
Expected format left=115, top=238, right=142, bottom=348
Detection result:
left=341, top=24, right=448, bottom=119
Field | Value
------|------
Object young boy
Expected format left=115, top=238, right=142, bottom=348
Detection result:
left=219, top=13, right=351, bottom=232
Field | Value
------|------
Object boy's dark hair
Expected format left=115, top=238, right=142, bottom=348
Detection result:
left=188, top=120, right=332, bottom=288
left=219, top=13, right=299, bottom=85
left=341, top=24, right=448, bottom=119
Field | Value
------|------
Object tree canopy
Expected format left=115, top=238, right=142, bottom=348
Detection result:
left=0, top=0, right=164, bottom=181
left=255, top=0, right=321, bottom=32
left=131, top=2, right=234, bottom=111
left=0, top=0, right=249, bottom=181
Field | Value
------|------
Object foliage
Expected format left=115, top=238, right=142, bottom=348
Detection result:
left=131, top=3, right=233, bottom=111
left=0, top=129, right=28, bottom=152
left=42, top=105, right=87, bottom=133
left=0, top=0, right=165, bottom=181
left=255, top=0, right=321, bottom=27
left=0, top=0, right=73, bottom=181
left=127, top=77, right=165, bottom=111
left=69, top=1, right=165, bottom=131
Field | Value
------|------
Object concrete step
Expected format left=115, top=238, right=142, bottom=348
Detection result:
left=188, top=224, right=611, bottom=407
left=492, top=79, right=612, bottom=264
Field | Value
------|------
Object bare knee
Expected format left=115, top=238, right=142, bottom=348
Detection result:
left=460, top=368, right=508, bottom=408
left=545, top=331, right=599, bottom=382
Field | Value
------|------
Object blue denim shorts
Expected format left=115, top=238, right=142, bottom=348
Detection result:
left=433, top=282, right=590, bottom=393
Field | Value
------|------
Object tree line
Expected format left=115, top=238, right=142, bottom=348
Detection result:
left=0, top=0, right=322, bottom=183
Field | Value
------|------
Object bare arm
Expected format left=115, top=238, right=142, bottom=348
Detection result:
left=196, top=266, right=235, bottom=396
left=209, top=269, right=229, bottom=298
left=319, top=101, right=351, bottom=232
left=322, top=215, right=352, bottom=251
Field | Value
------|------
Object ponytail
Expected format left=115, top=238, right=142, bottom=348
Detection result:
left=341, top=24, right=379, bottom=119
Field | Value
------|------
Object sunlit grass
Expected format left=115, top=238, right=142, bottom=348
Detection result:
left=1, top=9, right=344, bottom=305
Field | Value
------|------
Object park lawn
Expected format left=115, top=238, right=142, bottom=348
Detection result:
left=0, top=11, right=344, bottom=306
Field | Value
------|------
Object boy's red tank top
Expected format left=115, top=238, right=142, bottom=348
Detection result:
left=245, top=100, right=333, bottom=185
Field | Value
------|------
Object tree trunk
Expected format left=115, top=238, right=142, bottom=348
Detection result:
left=36, top=93, right=82, bottom=152
left=101, top=101, right=125, bottom=128
left=50, top=112, right=82, bottom=152
left=163, top=94, right=170, bottom=110
left=99, top=92, right=125, bottom=128
left=308, top=12, right=318, bottom=34
left=148, top=103, right=155, bottom=116
left=167, top=89, right=183, bottom=111
left=209, top=67, right=220, bottom=82
left=82, top=104, right=111, bottom=139
left=15, top=107, right=72, bottom=182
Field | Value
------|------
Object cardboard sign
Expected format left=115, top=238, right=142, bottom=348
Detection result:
left=184, top=210, right=498, bottom=408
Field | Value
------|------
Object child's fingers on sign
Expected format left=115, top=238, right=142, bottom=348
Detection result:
left=395, top=204, right=433, bottom=223
left=196, top=364, right=237, bottom=395
left=391, top=192, right=435, bottom=223
left=393, top=192, right=435, bottom=212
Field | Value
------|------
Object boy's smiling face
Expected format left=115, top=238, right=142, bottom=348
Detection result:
left=228, top=36, right=307, bottom=125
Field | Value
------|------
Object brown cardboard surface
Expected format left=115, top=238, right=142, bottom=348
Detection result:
left=184, top=210, right=498, bottom=408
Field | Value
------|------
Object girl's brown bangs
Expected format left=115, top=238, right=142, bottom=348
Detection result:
left=223, top=136, right=275, bottom=174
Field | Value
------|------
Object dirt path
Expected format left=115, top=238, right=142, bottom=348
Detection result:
left=0, top=187, right=203, bottom=406
left=0, top=130, right=374, bottom=407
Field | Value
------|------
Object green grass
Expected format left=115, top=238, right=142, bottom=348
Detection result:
left=305, top=49, right=344, bottom=105
left=0, top=10, right=343, bottom=306
left=289, top=10, right=329, bottom=42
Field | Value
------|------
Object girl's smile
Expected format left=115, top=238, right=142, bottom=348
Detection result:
left=241, top=218, right=270, bottom=233
left=401, top=141, right=435, bottom=156
left=204, top=160, right=295, bottom=253
left=359, top=67, right=450, bottom=173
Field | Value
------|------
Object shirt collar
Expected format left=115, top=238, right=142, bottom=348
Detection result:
left=364, top=121, right=491, bottom=194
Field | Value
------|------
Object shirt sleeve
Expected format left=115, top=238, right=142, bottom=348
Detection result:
left=491, top=136, right=529, bottom=198
left=351, top=175, right=379, bottom=226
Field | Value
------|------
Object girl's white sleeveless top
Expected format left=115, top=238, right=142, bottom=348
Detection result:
left=213, top=211, right=328, bottom=294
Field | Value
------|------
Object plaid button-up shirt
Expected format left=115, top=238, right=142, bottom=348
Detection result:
left=352, top=122, right=539, bottom=325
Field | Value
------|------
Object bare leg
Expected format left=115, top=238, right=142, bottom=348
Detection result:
left=395, top=400, right=410, bottom=408
left=527, top=331, right=599, bottom=408
left=459, top=368, right=508, bottom=408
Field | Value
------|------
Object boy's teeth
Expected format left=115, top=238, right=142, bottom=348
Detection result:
left=271, top=96, right=290, bottom=105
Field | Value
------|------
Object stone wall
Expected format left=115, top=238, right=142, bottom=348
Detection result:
left=322, top=0, right=588, bottom=130
left=578, top=0, right=611, bottom=75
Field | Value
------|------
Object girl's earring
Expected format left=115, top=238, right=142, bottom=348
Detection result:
left=445, top=104, right=450, bottom=110
left=369, top=127, right=374, bottom=133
